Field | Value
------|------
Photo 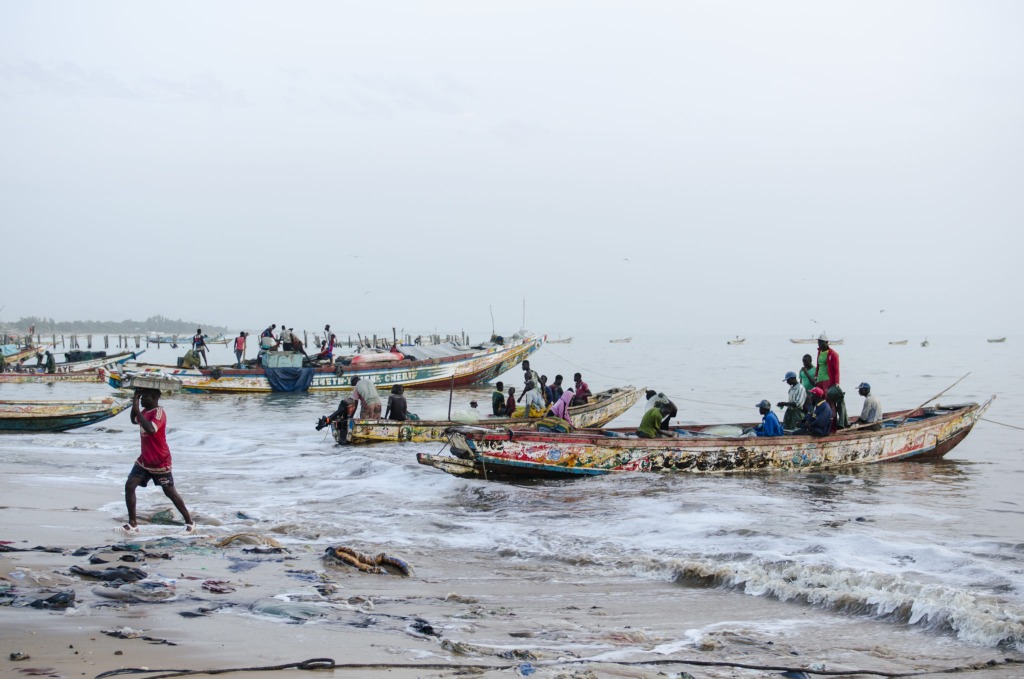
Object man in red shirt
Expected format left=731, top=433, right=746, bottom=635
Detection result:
left=122, top=389, right=194, bottom=533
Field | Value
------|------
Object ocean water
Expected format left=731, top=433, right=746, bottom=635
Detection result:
left=3, top=334, right=1022, bottom=657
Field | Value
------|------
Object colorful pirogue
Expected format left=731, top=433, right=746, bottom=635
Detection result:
left=0, top=398, right=128, bottom=433
left=105, top=334, right=541, bottom=394
left=339, top=386, right=644, bottom=444
left=0, top=350, right=141, bottom=384
left=418, top=399, right=993, bottom=480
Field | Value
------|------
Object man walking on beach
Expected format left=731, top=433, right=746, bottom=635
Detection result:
left=123, top=388, right=194, bottom=533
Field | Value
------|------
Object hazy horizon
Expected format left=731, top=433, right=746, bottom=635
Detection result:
left=2, top=2, right=1020, bottom=338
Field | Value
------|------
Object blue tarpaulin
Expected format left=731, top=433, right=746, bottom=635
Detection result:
left=265, top=367, right=315, bottom=392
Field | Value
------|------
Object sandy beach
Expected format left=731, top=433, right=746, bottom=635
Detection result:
left=3, top=468, right=1023, bottom=679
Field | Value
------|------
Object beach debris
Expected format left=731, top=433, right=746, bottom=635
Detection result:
left=93, top=579, right=177, bottom=603
left=69, top=565, right=147, bottom=583
left=29, top=590, right=76, bottom=610
left=408, top=617, right=441, bottom=638
left=178, top=603, right=233, bottom=618
left=553, top=671, right=599, bottom=679
left=250, top=598, right=331, bottom=621
left=324, top=546, right=414, bottom=576
left=243, top=546, right=289, bottom=554
left=12, top=668, right=60, bottom=677
left=88, top=555, right=110, bottom=564
left=202, top=580, right=236, bottom=594
left=9, top=651, right=30, bottom=661
left=517, top=662, right=536, bottom=676
left=101, top=626, right=177, bottom=645
left=216, top=533, right=283, bottom=548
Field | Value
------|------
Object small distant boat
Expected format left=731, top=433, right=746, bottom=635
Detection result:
left=790, top=338, right=844, bottom=345
left=609, top=337, right=632, bottom=344
left=888, top=340, right=908, bottom=346
left=0, top=397, right=128, bottom=433
left=987, top=337, right=1007, bottom=343
left=727, top=336, right=746, bottom=345
left=547, top=337, right=573, bottom=345
left=921, top=338, right=930, bottom=347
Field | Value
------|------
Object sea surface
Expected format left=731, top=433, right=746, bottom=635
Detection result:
left=3, top=334, right=1022, bottom=660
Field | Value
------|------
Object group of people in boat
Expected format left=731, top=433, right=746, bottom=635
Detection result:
left=637, top=334, right=882, bottom=438
left=488, top=361, right=595, bottom=422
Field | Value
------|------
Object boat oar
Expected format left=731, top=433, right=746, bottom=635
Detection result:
left=846, top=372, right=971, bottom=432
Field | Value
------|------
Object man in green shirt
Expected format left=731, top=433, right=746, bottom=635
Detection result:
left=491, top=381, right=506, bottom=416
left=44, top=351, right=56, bottom=374
left=798, top=354, right=816, bottom=393
left=636, top=404, right=670, bottom=439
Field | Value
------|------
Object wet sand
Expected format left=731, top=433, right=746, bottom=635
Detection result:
left=3, top=474, right=1023, bottom=679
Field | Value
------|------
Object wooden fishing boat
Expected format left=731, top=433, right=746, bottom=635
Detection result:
left=0, top=350, right=141, bottom=384
left=609, top=337, right=632, bottom=344
left=987, top=337, right=1006, bottom=343
left=547, top=337, right=573, bottom=344
left=340, top=386, right=644, bottom=444
left=888, top=340, right=908, bottom=345
left=727, top=337, right=745, bottom=345
left=418, top=399, right=993, bottom=480
left=104, top=334, right=542, bottom=394
left=790, top=338, right=844, bottom=345
left=1, top=344, right=42, bottom=365
left=0, top=397, right=128, bottom=432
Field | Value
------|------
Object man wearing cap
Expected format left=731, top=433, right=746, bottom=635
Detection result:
left=856, top=383, right=882, bottom=429
left=800, top=387, right=833, bottom=437
left=777, top=372, right=807, bottom=430
left=748, top=400, right=783, bottom=437
left=814, top=334, right=840, bottom=393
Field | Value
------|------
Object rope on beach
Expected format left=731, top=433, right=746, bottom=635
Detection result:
left=93, top=655, right=1024, bottom=679
left=982, top=417, right=1024, bottom=431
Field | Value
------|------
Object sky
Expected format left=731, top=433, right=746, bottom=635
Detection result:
left=1, top=1, right=1021, bottom=339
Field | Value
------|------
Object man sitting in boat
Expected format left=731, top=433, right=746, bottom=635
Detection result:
left=385, top=385, right=409, bottom=421
left=317, top=397, right=357, bottom=432
left=636, top=403, right=672, bottom=438
left=572, top=373, right=592, bottom=406
left=549, top=388, right=575, bottom=423
left=312, top=339, right=334, bottom=364
left=747, top=400, right=783, bottom=437
left=856, top=382, right=882, bottom=430
left=798, top=387, right=833, bottom=436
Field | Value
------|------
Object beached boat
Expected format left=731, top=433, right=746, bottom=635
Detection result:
left=104, top=334, right=542, bottom=394
left=727, top=337, right=745, bottom=345
left=609, top=337, right=632, bottom=344
left=0, top=397, right=128, bottom=432
left=790, top=338, right=844, bottom=345
left=888, top=340, right=908, bottom=346
left=0, top=350, right=141, bottom=384
left=341, top=386, right=644, bottom=444
left=418, top=400, right=993, bottom=479
left=547, top=337, right=573, bottom=345
left=987, top=337, right=1006, bottom=343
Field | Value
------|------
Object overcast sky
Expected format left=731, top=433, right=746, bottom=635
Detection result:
left=1, top=1, right=1020, bottom=338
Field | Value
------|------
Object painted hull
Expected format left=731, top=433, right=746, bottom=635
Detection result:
left=0, top=398, right=128, bottom=432
left=106, top=336, right=542, bottom=394
left=0, top=350, right=141, bottom=384
left=1, top=345, right=41, bottom=364
left=420, top=400, right=993, bottom=479
left=342, top=386, right=644, bottom=444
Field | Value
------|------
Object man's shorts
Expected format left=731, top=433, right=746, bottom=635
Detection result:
left=128, top=463, right=174, bottom=488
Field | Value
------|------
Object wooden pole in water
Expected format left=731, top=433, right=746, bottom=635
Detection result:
left=447, top=373, right=455, bottom=420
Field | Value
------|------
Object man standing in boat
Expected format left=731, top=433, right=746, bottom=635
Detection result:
left=122, top=388, right=194, bottom=534
left=814, top=334, right=839, bottom=392
left=572, top=373, right=592, bottom=406
left=778, top=371, right=807, bottom=430
left=350, top=376, right=382, bottom=419
left=519, top=361, right=542, bottom=403
left=192, top=329, right=208, bottom=367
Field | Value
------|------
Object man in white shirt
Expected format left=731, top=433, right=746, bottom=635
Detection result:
left=857, top=382, right=881, bottom=429
left=778, top=371, right=807, bottom=430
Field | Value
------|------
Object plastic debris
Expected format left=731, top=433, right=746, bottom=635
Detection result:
left=69, top=565, right=147, bottom=583
left=29, top=591, right=76, bottom=610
